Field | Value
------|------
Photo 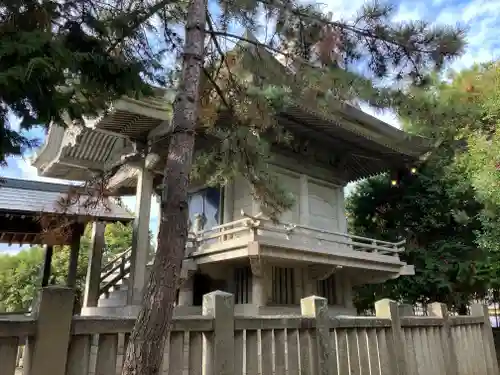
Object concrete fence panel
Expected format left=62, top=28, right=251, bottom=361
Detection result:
left=0, top=287, right=499, bottom=375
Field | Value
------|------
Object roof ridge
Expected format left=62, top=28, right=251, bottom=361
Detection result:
left=0, top=177, right=80, bottom=193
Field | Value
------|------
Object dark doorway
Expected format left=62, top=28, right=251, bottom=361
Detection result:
left=192, top=272, right=228, bottom=306
left=193, top=273, right=212, bottom=306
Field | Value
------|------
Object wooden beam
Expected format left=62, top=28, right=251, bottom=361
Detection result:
left=0, top=215, right=40, bottom=234
left=106, top=165, right=137, bottom=191
left=41, top=245, right=54, bottom=287
left=83, top=222, right=106, bottom=308
left=59, top=157, right=105, bottom=171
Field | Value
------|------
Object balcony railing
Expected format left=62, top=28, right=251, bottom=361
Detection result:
left=188, top=215, right=404, bottom=257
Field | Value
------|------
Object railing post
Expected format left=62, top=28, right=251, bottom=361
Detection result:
left=470, top=303, right=500, bottom=375
left=27, top=286, right=75, bottom=375
left=202, top=291, right=234, bottom=375
left=375, top=299, right=406, bottom=375
left=300, top=295, right=334, bottom=375
left=428, top=302, right=458, bottom=375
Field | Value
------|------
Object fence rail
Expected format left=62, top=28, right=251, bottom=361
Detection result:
left=0, top=287, right=498, bottom=375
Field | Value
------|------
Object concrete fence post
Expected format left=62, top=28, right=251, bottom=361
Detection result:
left=300, top=295, right=334, bottom=375
left=26, top=286, right=75, bottom=375
left=428, top=302, right=458, bottom=375
left=202, top=290, right=235, bottom=375
left=375, top=299, right=406, bottom=375
left=470, top=303, right=500, bottom=375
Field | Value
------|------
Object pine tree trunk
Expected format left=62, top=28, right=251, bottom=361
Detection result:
left=121, top=0, right=206, bottom=373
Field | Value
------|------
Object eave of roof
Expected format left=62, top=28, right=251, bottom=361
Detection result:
left=230, top=38, right=433, bottom=159
left=31, top=36, right=434, bottom=186
left=0, top=178, right=133, bottom=222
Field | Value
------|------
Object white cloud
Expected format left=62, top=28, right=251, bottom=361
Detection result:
left=6, top=112, right=21, bottom=132
left=15, top=157, right=71, bottom=184
left=0, top=246, right=29, bottom=255
left=327, top=0, right=500, bottom=128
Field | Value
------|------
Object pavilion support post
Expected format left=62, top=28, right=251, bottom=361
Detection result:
left=41, top=245, right=54, bottom=287
left=83, top=221, right=106, bottom=308
left=128, top=165, right=154, bottom=305
left=222, top=183, right=234, bottom=223
left=67, top=223, right=84, bottom=288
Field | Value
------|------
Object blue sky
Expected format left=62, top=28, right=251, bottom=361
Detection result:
left=1, top=0, right=499, bottom=254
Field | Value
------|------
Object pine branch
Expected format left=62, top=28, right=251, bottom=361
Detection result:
left=261, top=0, right=463, bottom=54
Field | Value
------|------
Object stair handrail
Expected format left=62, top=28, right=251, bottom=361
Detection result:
left=99, top=247, right=132, bottom=283
left=101, top=247, right=132, bottom=272
left=100, top=262, right=132, bottom=296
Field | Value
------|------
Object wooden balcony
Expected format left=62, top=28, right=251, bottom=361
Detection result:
left=187, top=217, right=413, bottom=277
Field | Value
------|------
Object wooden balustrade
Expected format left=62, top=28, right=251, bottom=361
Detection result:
left=0, top=287, right=498, bottom=375
left=194, top=217, right=404, bottom=256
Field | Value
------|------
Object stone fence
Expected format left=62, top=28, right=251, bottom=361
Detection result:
left=0, top=286, right=498, bottom=375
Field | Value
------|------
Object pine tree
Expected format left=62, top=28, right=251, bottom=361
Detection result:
left=120, top=1, right=467, bottom=374
left=0, top=0, right=468, bottom=373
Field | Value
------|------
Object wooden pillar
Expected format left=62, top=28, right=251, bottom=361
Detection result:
left=250, top=255, right=266, bottom=307
left=66, top=223, right=83, bottom=288
left=301, top=296, right=334, bottom=375
left=128, top=165, right=153, bottom=305
left=342, top=273, right=354, bottom=309
left=202, top=291, right=235, bottom=375
left=41, top=245, right=54, bottom=287
left=83, top=221, right=106, bottom=308
left=375, top=299, right=405, bottom=375
left=299, top=174, right=309, bottom=225
left=222, top=183, right=234, bottom=223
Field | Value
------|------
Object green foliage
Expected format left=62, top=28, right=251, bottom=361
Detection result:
left=1, top=0, right=466, bottom=181
left=0, top=221, right=134, bottom=313
left=270, top=1, right=465, bottom=83
left=0, top=247, right=43, bottom=312
left=349, top=62, right=500, bottom=311
left=0, top=0, right=166, bottom=162
left=103, top=222, right=134, bottom=260
left=348, top=152, right=486, bottom=311
left=195, top=1, right=467, bottom=217
left=0, top=0, right=471, bottom=315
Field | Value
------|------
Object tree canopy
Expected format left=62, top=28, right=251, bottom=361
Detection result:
left=348, top=62, right=500, bottom=312
left=0, top=0, right=467, bottom=164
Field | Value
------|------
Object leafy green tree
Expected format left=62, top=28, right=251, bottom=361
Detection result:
left=0, top=222, right=133, bottom=312
left=399, top=62, right=500, bottom=290
left=348, top=149, right=486, bottom=313
left=349, top=62, right=500, bottom=312
left=0, top=247, right=43, bottom=312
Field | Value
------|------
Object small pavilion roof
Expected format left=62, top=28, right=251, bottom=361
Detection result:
left=0, top=178, right=133, bottom=246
